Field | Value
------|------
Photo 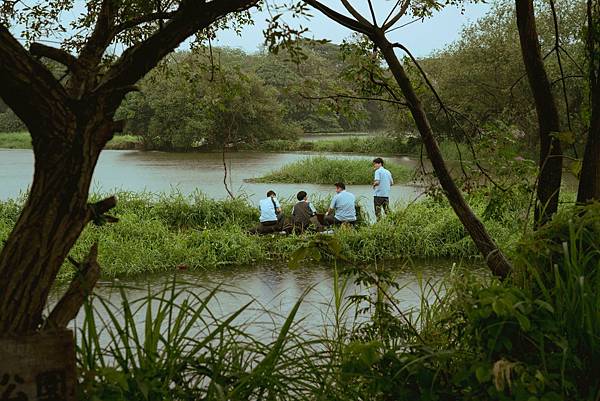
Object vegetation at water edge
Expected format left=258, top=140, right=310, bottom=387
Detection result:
left=247, top=156, right=415, bottom=185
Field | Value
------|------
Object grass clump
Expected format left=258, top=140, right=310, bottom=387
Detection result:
left=248, top=156, right=414, bottom=185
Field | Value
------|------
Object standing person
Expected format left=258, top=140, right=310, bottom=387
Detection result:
left=250, top=190, right=284, bottom=234
left=372, top=157, right=394, bottom=220
left=291, top=191, right=323, bottom=232
left=325, top=182, right=357, bottom=226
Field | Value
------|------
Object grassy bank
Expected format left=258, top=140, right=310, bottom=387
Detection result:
left=0, top=131, right=141, bottom=150
left=247, top=156, right=415, bottom=185
left=0, top=190, right=525, bottom=281
left=76, top=203, right=600, bottom=400
left=241, top=136, right=420, bottom=155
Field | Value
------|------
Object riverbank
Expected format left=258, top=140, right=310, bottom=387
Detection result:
left=0, top=131, right=141, bottom=150
left=0, top=191, right=524, bottom=282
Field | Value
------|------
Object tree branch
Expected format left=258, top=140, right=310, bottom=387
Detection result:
left=44, top=243, right=100, bottom=329
left=340, top=0, right=374, bottom=27
left=67, top=0, right=119, bottom=96
left=303, top=0, right=372, bottom=36
left=383, top=0, right=410, bottom=31
left=0, top=25, right=70, bottom=136
left=29, top=43, right=78, bottom=68
left=113, top=11, right=177, bottom=35
left=300, top=93, right=408, bottom=106
left=96, top=0, right=258, bottom=99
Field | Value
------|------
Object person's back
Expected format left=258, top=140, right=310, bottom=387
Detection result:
left=374, top=166, right=393, bottom=197
left=330, top=189, right=356, bottom=222
left=259, top=197, right=280, bottom=223
left=292, top=201, right=314, bottom=226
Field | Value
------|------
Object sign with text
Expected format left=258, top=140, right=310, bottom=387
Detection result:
left=0, top=330, right=76, bottom=401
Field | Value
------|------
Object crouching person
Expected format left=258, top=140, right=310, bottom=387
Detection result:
left=249, top=190, right=284, bottom=234
left=291, top=191, right=323, bottom=233
left=324, top=182, right=357, bottom=227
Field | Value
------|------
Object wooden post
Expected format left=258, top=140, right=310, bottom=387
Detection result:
left=0, top=329, right=76, bottom=401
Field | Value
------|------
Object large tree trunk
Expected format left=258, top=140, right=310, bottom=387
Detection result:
left=577, top=0, right=600, bottom=203
left=0, top=120, right=108, bottom=332
left=515, top=0, right=563, bottom=226
left=375, top=34, right=512, bottom=279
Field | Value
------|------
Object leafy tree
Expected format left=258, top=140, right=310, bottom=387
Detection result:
left=118, top=50, right=299, bottom=150
left=0, top=0, right=259, bottom=376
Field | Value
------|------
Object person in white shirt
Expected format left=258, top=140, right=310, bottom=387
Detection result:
left=372, top=157, right=393, bottom=220
left=325, top=182, right=357, bottom=226
left=250, top=190, right=284, bottom=234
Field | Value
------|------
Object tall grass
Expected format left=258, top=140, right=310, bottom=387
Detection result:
left=0, top=190, right=524, bottom=281
left=247, top=156, right=414, bottom=185
left=77, top=278, right=330, bottom=400
left=0, top=131, right=141, bottom=150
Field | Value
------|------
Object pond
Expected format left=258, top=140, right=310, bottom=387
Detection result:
left=56, top=260, right=468, bottom=343
left=0, top=149, right=423, bottom=218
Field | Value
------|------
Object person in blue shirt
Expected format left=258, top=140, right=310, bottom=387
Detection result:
left=372, top=157, right=394, bottom=220
left=324, top=182, right=356, bottom=226
left=250, top=190, right=284, bottom=234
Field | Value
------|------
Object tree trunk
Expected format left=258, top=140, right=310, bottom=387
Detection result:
left=577, top=97, right=600, bottom=202
left=0, top=120, right=106, bottom=333
left=375, top=33, right=512, bottom=279
left=577, top=0, right=600, bottom=203
left=515, top=0, right=563, bottom=226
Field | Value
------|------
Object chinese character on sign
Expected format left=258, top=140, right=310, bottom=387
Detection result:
left=0, top=373, right=28, bottom=401
left=35, top=371, right=66, bottom=401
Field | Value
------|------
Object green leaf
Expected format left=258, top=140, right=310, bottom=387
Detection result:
left=551, top=130, right=576, bottom=145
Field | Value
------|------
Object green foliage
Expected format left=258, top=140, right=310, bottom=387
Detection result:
left=78, top=279, right=322, bottom=400
left=0, top=131, right=140, bottom=150
left=417, top=0, right=587, bottom=150
left=241, top=135, right=420, bottom=155
left=0, top=189, right=527, bottom=281
left=248, top=156, right=414, bottom=185
left=0, top=109, right=26, bottom=132
left=118, top=50, right=299, bottom=151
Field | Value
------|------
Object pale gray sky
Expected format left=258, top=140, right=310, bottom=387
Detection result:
left=9, top=1, right=492, bottom=57
left=212, top=2, right=492, bottom=56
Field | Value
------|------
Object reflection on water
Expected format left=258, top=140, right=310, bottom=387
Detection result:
left=55, top=260, right=475, bottom=343
left=0, top=149, right=423, bottom=218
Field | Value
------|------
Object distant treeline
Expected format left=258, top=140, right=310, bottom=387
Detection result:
left=0, top=1, right=587, bottom=154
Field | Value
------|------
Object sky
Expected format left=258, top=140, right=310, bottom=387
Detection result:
left=9, top=1, right=493, bottom=58
left=211, top=1, right=492, bottom=57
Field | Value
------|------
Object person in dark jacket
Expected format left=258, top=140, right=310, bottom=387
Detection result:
left=291, top=191, right=323, bottom=233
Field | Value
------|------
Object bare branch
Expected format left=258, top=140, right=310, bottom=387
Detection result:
left=96, top=0, right=258, bottom=99
left=303, top=0, right=372, bottom=36
left=383, top=0, right=410, bottom=31
left=340, top=0, right=373, bottom=27
left=44, top=243, right=100, bottom=329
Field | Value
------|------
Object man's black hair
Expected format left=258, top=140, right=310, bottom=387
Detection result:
left=335, top=182, right=346, bottom=190
left=267, top=190, right=276, bottom=197
left=373, top=157, right=384, bottom=165
left=297, top=191, right=307, bottom=201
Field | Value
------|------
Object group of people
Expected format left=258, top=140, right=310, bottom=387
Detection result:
left=249, top=157, right=394, bottom=235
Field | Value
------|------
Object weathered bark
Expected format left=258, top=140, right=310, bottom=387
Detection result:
left=577, top=0, right=600, bottom=203
left=515, top=0, right=563, bottom=226
left=302, top=0, right=512, bottom=278
left=0, top=0, right=258, bottom=334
